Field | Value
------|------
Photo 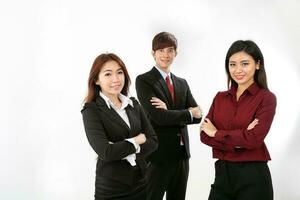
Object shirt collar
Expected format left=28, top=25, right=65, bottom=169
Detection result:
left=99, top=92, right=133, bottom=109
left=154, top=65, right=171, bottom=80
left=247, top=82, right=260, bottom=95
left=228, top=82, right=260, bottom=96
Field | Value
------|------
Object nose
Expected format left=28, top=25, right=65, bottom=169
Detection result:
left=236, top=64, right=243, bottom=73
left=112, top=74, right=119, bottom=82
left=162, top=50, right=169, bottom=57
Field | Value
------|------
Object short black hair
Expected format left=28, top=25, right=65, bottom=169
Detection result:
left=152, top=32, right=177, bottom=51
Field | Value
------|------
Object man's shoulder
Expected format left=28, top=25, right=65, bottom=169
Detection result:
left=171, top=73, right=187, bottom=84
left=136, top=68, right=156, bottom=81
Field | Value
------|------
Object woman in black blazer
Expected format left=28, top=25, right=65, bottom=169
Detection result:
left=81, top=53, right=158, bottom=200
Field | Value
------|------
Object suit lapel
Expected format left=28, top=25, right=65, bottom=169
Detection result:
left=95, top=96, right=131, bottom=132
left=125, top=106, right=139, bottom=137
left=150, top=67, right=174, bottom=107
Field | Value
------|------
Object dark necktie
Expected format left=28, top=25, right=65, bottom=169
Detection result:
left=165, top=75, right=174, bottom=102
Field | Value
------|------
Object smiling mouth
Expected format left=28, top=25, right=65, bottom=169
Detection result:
left=235, top=75, right=245, bottom=80
left=110, top=84, right=121, bottom=89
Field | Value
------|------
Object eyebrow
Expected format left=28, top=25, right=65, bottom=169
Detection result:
left=229, top=60, right=250, bottom=63
left=103, top=68, right=123, bottom=73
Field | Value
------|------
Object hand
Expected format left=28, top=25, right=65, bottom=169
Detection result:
left=247, top=118, right=259, bottom=130
left=189, top=106, right=202, bottom=119
left=134, top=133, right=146, bottom=145
left=200, top=118, right=217, bottom=137
left=150, top=97, right=167, bottom=110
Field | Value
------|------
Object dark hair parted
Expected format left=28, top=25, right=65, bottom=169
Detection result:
left=152, top=32, right=178, bottom=51
left=225, top=40, right=268, bottom=90
left=84, top=53, right=131, bottom=103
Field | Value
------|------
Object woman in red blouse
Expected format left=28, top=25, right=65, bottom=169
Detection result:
left=200, top=40, right=276, bottom=200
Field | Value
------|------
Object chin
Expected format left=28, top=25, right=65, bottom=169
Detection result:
left=161, top=65, right=170, bottom=69
left=234, top=79, right=244, bottom=84
left=109, top=90, right=121, bottom=95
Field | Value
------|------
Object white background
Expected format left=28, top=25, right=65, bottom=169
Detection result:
left=1, top=0, right=300, bottom=199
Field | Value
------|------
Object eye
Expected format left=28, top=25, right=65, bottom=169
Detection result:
left=168, top=49, right=175, bottom=53
left=117, top=70, right=124, bottom=75
left=229, top=63, right=236, bottom=67
left=104, top=73, right=111, bottom=77
left=159, top=49, right=164, bottom=52
left=242, top=62, right=249, bottom=66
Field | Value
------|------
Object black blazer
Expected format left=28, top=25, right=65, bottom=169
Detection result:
left=136, top=67, right=201, bottom=163
left=81, top=96, right=158, bottom=185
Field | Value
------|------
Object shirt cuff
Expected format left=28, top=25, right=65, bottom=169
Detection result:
left=125, top=138, right=141, bottom=153
left=122, top=154, right=137, bottom=166
left=188, top=110, right=193, bottom=122
left=214, top=130, right=226, bottom=142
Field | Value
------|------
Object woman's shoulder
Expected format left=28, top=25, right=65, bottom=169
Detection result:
left=214, top=90, right=230, bottom=99
left=259, top=88, right=277, bottom=103
left=81, top=101, right=98, bottom=113
left=129, top=96, right=141, bottom=108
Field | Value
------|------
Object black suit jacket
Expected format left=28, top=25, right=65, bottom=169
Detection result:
left=81, top=96, right=158, bottom=185
left=136, top=67, right=201, bottom=163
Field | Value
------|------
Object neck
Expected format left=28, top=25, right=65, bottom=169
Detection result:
left=156, top=65, right=170, bottom=74
left=103, top=92, right=120, bottom=104
left=237, top=86, right=247, bottom=95
left=237, top=81, right=254, bottom=93
left=236, top=81, right=254, bottom=100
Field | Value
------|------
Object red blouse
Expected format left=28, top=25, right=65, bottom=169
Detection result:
left=200, top=83, right=276, bottom=161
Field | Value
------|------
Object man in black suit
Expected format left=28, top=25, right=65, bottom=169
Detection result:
left=136, top=32, right=202, bottom=200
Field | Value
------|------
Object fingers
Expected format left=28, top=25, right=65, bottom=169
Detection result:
left=247, top=118, right=259, bottom=130
left=151, top=101, right=164, bottom=106
left=150, top=97, right=163, bottom=102
left=135, top=133, right=146, bottom=144
left=150, top=98, right=164, bottom=105
left=200, top=123, right=205, bottom=131
left=155, top=105, right=166, bottom=109
left=150, top=97, right=167, bottom=110
left=200, top=118, right=209, bottom=130
left=204, top=118, right=211, bottom=123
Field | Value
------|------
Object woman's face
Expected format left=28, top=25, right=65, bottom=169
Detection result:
left=95, top=60, right=125, bottom=98
left=228, top=51, right=260, bottom=88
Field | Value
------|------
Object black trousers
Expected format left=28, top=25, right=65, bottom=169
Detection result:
left=146, top=158, right=189, bottom=200
left=95, top=168, right=147, bottom=200
left=208, top=160, right=273, bottom=200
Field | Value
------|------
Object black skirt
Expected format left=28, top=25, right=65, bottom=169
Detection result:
left=94, top=168, right=147, bottom=200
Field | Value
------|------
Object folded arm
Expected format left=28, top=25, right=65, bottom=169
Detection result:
left=81, top=104, right=136, bottom=162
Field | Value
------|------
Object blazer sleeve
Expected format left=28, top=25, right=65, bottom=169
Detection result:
left=200, top=93, right=235, bottom=152
left=81, top=103, right=136, bottom=162
left=132, top=99, right=158, bottom=160
left=136, top=75, right=193, bottom=126
left=185, top=80, right=202, bottom=125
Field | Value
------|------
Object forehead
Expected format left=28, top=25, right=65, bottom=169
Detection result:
left=229, top=51, right=254, bottom=62
left=157, top=46, right=175, bottom=51
left=101, top=60, right=121, bottom=71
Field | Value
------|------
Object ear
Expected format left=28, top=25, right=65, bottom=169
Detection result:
left=94, top=78, right=100, bottom=86
left=256, top=60, right=260, bottom=70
